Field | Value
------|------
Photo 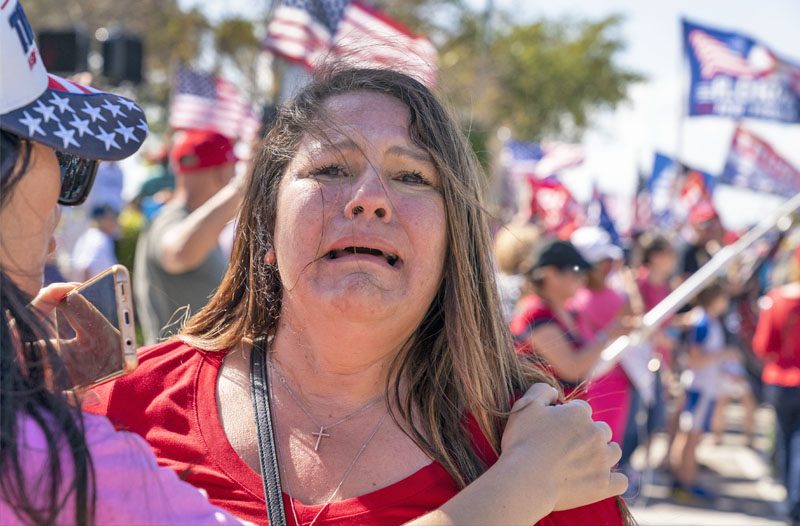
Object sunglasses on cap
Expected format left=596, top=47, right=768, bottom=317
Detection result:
left=55, top=151, right=99, bottom=206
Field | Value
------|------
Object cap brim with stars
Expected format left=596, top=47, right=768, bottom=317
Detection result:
left=1, top=74, right=148, bottom=161
left=1, top=0, right=147, bottom=161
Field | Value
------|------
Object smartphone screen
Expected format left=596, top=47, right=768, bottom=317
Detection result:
left=56, top=269, right=135, bottom=388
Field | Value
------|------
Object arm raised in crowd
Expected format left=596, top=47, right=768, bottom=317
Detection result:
left=159, top=181, right=243, bottom=274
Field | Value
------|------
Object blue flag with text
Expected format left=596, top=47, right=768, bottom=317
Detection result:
left=683, top=19, right=800, bottom=123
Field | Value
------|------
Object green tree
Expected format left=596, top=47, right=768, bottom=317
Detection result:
left=213, top=17, right=264, bottom=101
left=487, top=15, right=642, bottom=139
left=435, top=13, right=642, bottom=141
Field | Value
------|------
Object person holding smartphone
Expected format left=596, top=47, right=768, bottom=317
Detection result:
left=0, top=2, right=626, bottom=525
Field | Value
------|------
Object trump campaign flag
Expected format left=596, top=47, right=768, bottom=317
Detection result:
left=720, top=127, right=800, bottom=198
left=683, top=19, right=800, bottom=123
left=264, top=0, right=437, bottom=86
left=528, top=177, right=585, bottom=239
left=169, top=65, right=260, bottom=143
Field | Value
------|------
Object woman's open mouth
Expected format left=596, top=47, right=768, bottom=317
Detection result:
left=325, top=246, right=400, bottom=267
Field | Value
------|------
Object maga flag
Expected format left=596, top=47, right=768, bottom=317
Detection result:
left=683, top=19, right=800, bottom=123
left=528, top=177, right=585, bottom=239
left=679, top=167, right=716, bottom=211
left=264, top=0, right=437, bottom=86
left=720, top=127, right=800, bottom=198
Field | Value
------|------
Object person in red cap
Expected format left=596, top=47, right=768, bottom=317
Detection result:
left=134, top=129, right=243, bottom=344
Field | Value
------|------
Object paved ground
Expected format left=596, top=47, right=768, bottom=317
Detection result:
left=628, top=404, right=789, bottom=526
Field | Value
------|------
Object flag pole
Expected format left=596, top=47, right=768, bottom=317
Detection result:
left=592, top=191, right=800, bottom=378
left=674, top=18, right=690, bottom=204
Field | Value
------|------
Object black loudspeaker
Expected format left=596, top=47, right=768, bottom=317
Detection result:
left=102, top=33, right=143, bottom=85
left=38, top=29, right=90, bottom=73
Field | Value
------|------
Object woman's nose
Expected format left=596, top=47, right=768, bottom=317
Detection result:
left=343, top=171, right=392, bottom=222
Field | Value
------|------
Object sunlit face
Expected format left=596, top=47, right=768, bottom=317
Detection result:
left=273, top=91, right=447, bottom=329
left=0, top=142, right=61, bottom=296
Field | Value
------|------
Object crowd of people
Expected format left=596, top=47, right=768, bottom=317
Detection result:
left=1, top=1, right=798, bottom=525
left=497, top=203, right=800, bottom=521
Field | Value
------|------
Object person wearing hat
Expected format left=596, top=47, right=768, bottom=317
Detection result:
left=568, top=226, right=632, bottom=445
left=134, top=128, right=243, bottom=344
left=0, top=1, right=248, bottom=523
left=1, top=4, right=630, bottom=524
left=511, top=238, right=630, bottom=393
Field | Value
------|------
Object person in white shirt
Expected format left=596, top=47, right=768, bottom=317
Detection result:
left=71, top=205, right=119, bottom=281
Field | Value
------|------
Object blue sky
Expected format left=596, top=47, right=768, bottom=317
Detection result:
left=180, top=0, right=800, bottom=228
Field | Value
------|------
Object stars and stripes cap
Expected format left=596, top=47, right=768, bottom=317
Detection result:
left=0, top=0, right=147, bottom=161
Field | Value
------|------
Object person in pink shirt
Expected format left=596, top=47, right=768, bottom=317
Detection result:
left=569, top=227, right=630, bottom=444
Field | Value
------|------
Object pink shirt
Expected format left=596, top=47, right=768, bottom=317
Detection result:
left=570, top=287, right=626, bottom=339
left=570, top=286, right=629, bottom=444
left=0, top=412, right=244, bottom=526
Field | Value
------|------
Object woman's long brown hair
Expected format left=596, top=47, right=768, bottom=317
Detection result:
left=181, top=68, right=629, bottom=521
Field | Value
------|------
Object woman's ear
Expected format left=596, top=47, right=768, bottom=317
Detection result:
left=265, top=248, right=276, bottom=265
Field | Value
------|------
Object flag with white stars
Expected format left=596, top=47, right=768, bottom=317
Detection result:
left=264, top=0, right=437, bottom=86
left=2, top=74, right=148, bottom=161
left=169, top=65, right=260, bottom=143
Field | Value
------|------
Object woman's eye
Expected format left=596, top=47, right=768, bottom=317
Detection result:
left=397, top=171, right=430, bottom=186
left=310, top=164, right=350, bottom=178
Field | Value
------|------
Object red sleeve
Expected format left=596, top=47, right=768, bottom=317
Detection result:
left=753, top=294, right=778, bottom=361
left=539, top=497, right=624, bottom=526
left=510, top=296, right=557, bottom=343
left=464, top=408, right=625, bottom=526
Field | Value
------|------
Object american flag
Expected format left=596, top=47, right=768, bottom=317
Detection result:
left=501, top=140, right=584, bottom=180
left=688, top=29, right=756, bottom=79
left=169, top=65, right=260, bottom=143
left=264, top=0, right=437, bottom=86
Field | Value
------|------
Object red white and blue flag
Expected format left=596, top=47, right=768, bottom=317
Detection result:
left=683, top=19, right=800, bottom=123
left=264, top=0, right=437, bottom=86
left=587, top=186, right=622, bottom=246
left=527, top=177, right=585, bottom=239
left=500, top=140, right=584, bottom=180
left=169, top=65, right=260, bottom=142
left=720, top=127, right=800, bottom=198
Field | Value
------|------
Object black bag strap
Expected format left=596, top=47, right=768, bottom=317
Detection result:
left=250, top=338, right=287, bottom=526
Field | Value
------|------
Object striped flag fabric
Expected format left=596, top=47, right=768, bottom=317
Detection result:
left=535, top=141, right=585, bottom=178
left=720, top=126, right=800, bottom=198
left=687, top=29, right=766, bottom=79
left=169, top=65, right=260, bottom=143
left=500, top=140, right=584, bottom=180
left=264, top=0, right=437, bottom=86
